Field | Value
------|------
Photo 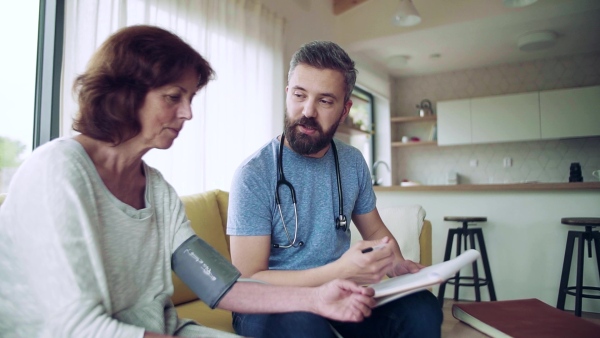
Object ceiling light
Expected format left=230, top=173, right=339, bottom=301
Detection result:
left=387, top=55, right=410, bottom=69
left=517, top=31, right=557, bottom=51
left=392, top=0, right=421, bottom=27
left=503, top=0, right=538, bottom=8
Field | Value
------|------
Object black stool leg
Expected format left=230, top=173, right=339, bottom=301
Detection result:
left=475, top=228, right=497, bottom=301
left=453, top=228, right=464, bottom=301
left=469, top=229, right=482, bottom=302
left=437, top=229, right=457, bottom=307
left=557, top=231, right=576, bottom=310
left=575, top=232, right=585, bottom=317
left=594, top=232, right=600, bottom=282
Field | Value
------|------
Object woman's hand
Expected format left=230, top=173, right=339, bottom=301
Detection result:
left=312, top=279, right=375, bottom=322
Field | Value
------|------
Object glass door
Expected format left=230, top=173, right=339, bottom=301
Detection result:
left=0, top=1, right=41, bottom=193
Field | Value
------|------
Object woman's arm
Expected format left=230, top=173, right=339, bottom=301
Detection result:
left=218, top=278, right=375, bottom=322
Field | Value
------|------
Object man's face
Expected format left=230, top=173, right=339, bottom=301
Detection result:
left=284, top=64, right=352, bottom=157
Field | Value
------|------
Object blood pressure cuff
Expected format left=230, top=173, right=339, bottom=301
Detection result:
left=172, top=235, right=241, bottom=309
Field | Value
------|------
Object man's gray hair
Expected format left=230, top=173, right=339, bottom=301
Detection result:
left=288, top=41, right=357, bottom=103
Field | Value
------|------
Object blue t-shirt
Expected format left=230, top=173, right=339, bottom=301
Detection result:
left=227, top=137, right=376, bottom=270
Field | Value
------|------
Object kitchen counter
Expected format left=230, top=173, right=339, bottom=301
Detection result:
left=373, top=184, right=600, bottom=313
left=373, top=182, right=600, bottom=192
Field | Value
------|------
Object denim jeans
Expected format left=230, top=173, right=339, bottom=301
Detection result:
left=232, top=290, right=443, bottom=338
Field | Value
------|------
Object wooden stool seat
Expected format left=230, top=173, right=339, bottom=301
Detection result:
left=437, top=216, right=497, bottom=307
left=444, top=216, right=488, bottom=223
left=561, top=217, right=600, bottom=227
left=556, top=217, right=600, bottom=317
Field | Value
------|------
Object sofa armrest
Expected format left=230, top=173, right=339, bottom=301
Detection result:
left=419, top=220, right=432, bottom=266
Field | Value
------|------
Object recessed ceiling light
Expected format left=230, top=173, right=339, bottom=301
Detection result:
left=387, top=55, right=410, bottom=69
left=517, top=31, right=557, bottom=51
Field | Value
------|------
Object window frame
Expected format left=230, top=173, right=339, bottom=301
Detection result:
left=350, top=86, right=376, bottom=167
left=33, top=0, right=64, bottom=148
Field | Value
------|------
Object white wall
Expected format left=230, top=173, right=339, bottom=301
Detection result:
left=375, top=189, right=600, bottom=313
left=260, top=0, right=335, bottom=69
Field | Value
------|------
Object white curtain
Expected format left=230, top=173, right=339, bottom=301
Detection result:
left=61, top=0, right=286, bottom=195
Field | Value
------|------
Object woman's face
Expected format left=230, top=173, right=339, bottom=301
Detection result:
left=137, top=70, right=198, bottom=150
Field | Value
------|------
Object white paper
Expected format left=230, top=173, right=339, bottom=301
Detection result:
left=370, top=249, right=481, bottom=307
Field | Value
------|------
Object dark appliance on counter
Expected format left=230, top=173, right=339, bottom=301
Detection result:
left=569, top=162, right=583, bottom=182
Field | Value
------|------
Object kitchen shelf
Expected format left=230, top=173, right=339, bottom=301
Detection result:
left=373, top=182, right=600, bottom=192
left=391, top=115, right=437, bottom=123
left=391, top=141, right=438, bottom=147
left=337, top=124, right=372, bottom=136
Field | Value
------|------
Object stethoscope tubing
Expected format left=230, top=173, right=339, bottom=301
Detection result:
left=273, top=133, right=346, bottom=249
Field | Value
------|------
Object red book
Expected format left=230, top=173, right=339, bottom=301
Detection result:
left=452, top=298, right=600, bottom=338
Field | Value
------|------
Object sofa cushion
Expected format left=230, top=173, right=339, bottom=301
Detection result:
left=180, top=190, right=230, bottom=259
left=175, top=300, right=234, bottom=333
left=172, top=190, right=231, bottom=306
left=215, top=190, right=231, bottom=253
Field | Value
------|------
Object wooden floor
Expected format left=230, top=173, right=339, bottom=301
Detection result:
left=441, top=299, right=600, bottom=338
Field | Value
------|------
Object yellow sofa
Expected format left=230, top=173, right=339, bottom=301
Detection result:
left=0, top=190, right=432, bottom=334
left=173, top=189, right=432, bottom=333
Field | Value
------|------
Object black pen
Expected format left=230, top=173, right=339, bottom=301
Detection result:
left=361, top=244, right=386, bottom=254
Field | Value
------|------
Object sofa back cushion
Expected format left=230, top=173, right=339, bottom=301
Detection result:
left=171, top=189, right=231, bottom=306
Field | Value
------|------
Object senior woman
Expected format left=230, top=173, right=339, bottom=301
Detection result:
left=0, top=25, right=375, bottom=337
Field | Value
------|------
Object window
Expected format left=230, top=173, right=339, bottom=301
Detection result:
left=336, top=86, right=375, bottom=167
left=0, top=1, right=42, bottom=193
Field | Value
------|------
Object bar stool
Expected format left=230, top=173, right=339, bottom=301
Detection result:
left=437, top=216, right=497, bottom=307
left=556, top=217, right=600, bottom=317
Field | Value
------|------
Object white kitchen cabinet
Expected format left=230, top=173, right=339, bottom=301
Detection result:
left=437, top=99, right=471, bottom=146
left=540, top=85, right=600, bottom=139
left=471, top=92, right=540, bottom=144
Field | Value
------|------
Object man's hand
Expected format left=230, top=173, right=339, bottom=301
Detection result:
left=312, top=279, right=376, bottom=322
left=390, top=259, right=424, bottom=277
left=335, top=238, right=394, bottom=285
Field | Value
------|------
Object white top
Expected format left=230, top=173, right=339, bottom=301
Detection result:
left=0, top=138, right=215, bottom=337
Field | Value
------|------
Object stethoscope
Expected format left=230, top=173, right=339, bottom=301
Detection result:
left=273, top=133, right=347, bottom=249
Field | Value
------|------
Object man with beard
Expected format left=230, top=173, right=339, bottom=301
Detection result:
left=226, top=41, right=442, bottom=338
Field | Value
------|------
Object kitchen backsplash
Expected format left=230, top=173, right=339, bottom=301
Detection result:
left=396, top=137, right=600, bottom=184
left=391, top=51, right=600, bottom=185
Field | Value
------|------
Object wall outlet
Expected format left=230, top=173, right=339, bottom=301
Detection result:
left=470, top=159, right=478, bottom=167
left=503, top=157, right=512, bottom=168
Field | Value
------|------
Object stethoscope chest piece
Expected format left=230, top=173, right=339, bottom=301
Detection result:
left=336, top=214, right=348, bottom=232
